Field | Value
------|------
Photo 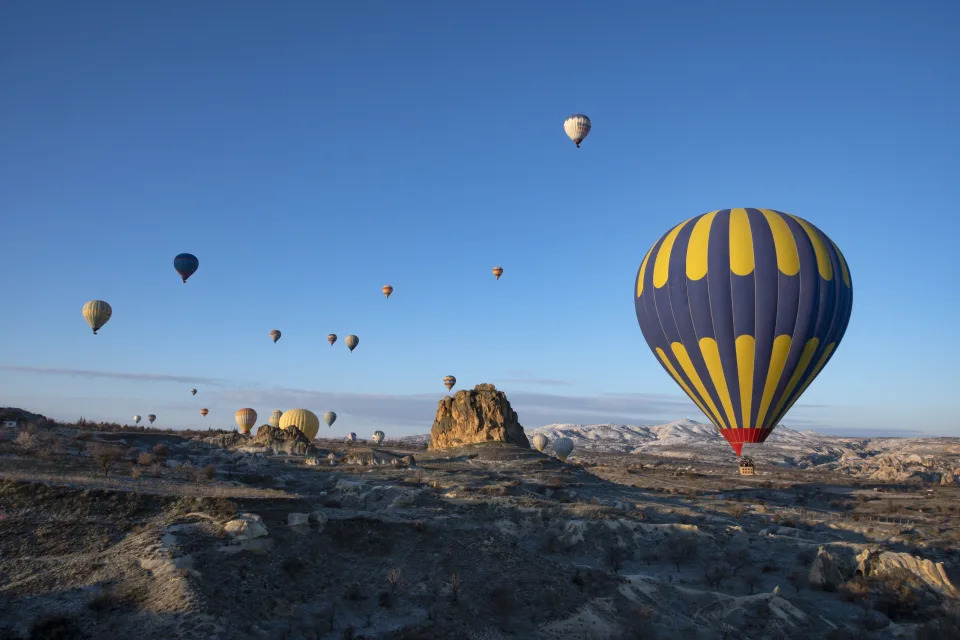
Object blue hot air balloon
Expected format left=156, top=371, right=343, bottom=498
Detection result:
left=634, top=208, right=853, bottom=457
left=174, top=253, right=199, bottom=283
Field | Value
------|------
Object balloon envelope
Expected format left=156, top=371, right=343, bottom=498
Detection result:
left=532, top=433, right=548, bottom=453
left=200, top=408, right=209, bottom=417
left=147, top=414, right=156, bottom=424
left=279, top=408, right=320, bottom=440
left=327, top=334, right=337, bottom=346
left=323, top=411, right=337, bottom=427
left=235, top=408, right=257, bottom=434
left=82, top=300, right=112, bottom=334
left=443, top=375, right=456, bottom=390
left=191, top=388, right=197, bottom=396
left=173, top=253, right=199, bottom=283
left=634, top=208, right=853, bottom=456
left=372, top=430, right=385, bottom=444
left=270, top=329, right=281, bottom=343
left=492, top=266, right=503, bottom=280
left=563, top=114, right=591, bottom=147
left=269, top=410, right=283, bottom=428
left=346, top=432, right=357, bottom=443
left=345, top=335, right=359, bottom=351
left=382, top=285, right=393, bottom=298
left=133, top=415, right=141, bottom=424
left=553, top=437, right=574, bottom=461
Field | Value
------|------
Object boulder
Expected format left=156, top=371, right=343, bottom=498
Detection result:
left=287, top=513, right=309, bottom=527
left=808, top=546, right=847, bottom=590
left=855, top=548, right=958, bottom=596
left=429, top=384, right=529, bottom=450
left=223, top=513, right=268, bottom=540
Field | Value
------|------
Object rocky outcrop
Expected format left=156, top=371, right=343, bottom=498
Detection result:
left=251, top=425, right=315, bottom=456
left=429, top=384, right=529, bottom=450
left=808, top=546, right=850, bottom=590
left=855, top=548, right=958, bottom=596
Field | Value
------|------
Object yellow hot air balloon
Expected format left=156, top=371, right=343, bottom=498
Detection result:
left=235, top=408, right=257, bottom=434
left=269, top=410, right=283, bottom=428
left=382, top=285, right=393, bottom=299
left=563, top=114, right=591, bottom=148
left=279, top=408, right=320, bottom=440
left=532, top=433, right=548, bottom=452
left=492, top=266, right=503, bottom=280
left=82, top=300, right=112, bottom=334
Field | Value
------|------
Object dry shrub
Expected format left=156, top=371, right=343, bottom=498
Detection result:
left=203, top=464, right=216, bottom=480
left=137, top=453, right=155, bottom=466
left=14, top=430, right=37, bottom=452
left=130, top=466, right=144, bottom=480
left=151, top=443, right=169, bottom=458
left=90, top=444, right=122, bottom=476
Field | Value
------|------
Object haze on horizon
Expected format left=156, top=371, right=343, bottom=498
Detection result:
left=1, top=2, right=957, bottom=438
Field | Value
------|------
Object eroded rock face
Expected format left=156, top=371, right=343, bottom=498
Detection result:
left=429, top=384, right=529, bottom=450
left=855, top=548, right=958, bottom=596
left=251, top=424, right=314, bottom=456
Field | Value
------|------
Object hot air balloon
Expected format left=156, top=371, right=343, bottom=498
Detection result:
left=235, top=408, right=257, bottom=435
left=191, top=388, right=197, bottom=396
left=147, top=414, right=157, bottom=425
left=443, top=375, right=456, bottom=391
left=323, top=411, right=337, bottom=427
left=382, top=285, right=393, bottom=299
left=279, top=408, right=320, bottom=440
left=200, top=408, right=209, bottom=417
left=82, top=300, right=112, bottom=334
left=532, top=433, right=548, bottom=453
left=634, top=208, right=853, bottom=457
left=269, top=410, right=283, bottom=428
left=563, top=114, right=591, bottom=148
left=133, top=415, right=141, bottom=424
left=173, top=253, right=199, bottom=283
left=372, top=430, right=385, bottom=445
left=345, top=335, right=359, bottom=352
left=346, top=432, right=357, bottom=443
left=553, top=437, right=574, bottom=461
left=270, top=329, right=282, bottom=343
left=492, top=266, right=503, bottom=280
left=327, top=334, right=337, bottom=346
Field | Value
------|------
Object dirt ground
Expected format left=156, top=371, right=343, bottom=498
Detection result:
left=1, top=427, right=958, bottom=639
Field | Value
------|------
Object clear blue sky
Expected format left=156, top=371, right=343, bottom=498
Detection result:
left=1, top=1, right=958, bottom=437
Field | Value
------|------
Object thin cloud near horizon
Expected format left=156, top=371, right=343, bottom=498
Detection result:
left=0, top=364, right=229, bottom=387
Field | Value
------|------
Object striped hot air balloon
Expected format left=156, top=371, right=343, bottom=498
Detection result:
left=270, top=329, right=281, bottom=343
left=634, top=208, right=853, bottom=457
left=235, top=408, right=257, bottom=434
left=553, top=437, right=574, bottom=461
left=492, top=266, right=503, bottom=280
left=269, top=410, right=283, bottom=428
left=173, top=253, right=199, bottom=283
left=345, top=335, right=359, bottom=352
left=382, top=285, right=393, bottom=298
left=200, top=408, right=209, bottom=417
left=327, top=334, right=337, bottom=346
left=82, top=300, right=112, bottom=334
left=372, top=430, right=385, bottom=445
left=443, top=375, right=456, bottom=391
left=563, top=114, right=591, bottom=148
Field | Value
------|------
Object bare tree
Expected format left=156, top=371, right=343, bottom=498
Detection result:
left=727, top=546, right=751, bottom=576
left=705, top=562, right=732, bottom=590
left=449, top=571, right=461, bottom=604
left=741, top=569, right=762, bottom=594
left=665, top=534, right=699, bottom=572
left=91, top=445, right=121, bottom=477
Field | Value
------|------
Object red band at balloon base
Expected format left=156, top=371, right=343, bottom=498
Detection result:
left=719, top=428, right=774, bottom=456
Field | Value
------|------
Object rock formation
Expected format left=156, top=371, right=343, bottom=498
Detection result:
left=429, top=383, right=529, bottom=450
left=251, top=424, right=315, bottom=456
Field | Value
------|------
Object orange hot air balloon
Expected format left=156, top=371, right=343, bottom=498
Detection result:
left=382, top=285, right=394, bottom=299
left=492, top=266, right=503, bottom=280
left=200, top=408, right=209, bottom=417
left=235, top=408, right=257, bottom=435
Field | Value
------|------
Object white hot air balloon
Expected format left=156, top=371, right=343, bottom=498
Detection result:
left=133, top=415, right=141, bottom=425
left=532, top=433, right=548, bottom=453
left=346, top=432, right=357, bottom=443
left=563, top=114, right=591, bottom=148
left=372, top=430, right=385, bottom=445
left=553, top=437, right=574, bottom=461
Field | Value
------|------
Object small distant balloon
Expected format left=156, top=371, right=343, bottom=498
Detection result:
left=563, top=114, right=591, bottom=148
left=323, top=411, right=337, bottom=427
left=133, top=415, right=141, bottom=424
left=492, top=266, right=503, bottom=280
left=147, top=414, right=157, bottom=425
left=345, top=335, right=359, bottom=352
left=173, top=253, right=199, bottom=283
left=235, top=408, right=257, bottom=435
left=269, top=410, right=283, bottom=428
left=270, top=329, right=281, bottom=343
left=372, top=430, right=385, bottom=445
left=532, top=433, right=548, bottom=453
left=346, top=432, right=357, bottom=443
left=553, top=437, right=574, bottom=461
left=382, top=285, right=393, bottom=299
left=191, top=388, right=197, bottom=396
left=443, top=375, right=456, bottom=391
left=327, top=334, right=337, bottom=346
left=82, top=300, right=112, bottom=335
left=200, top=408, right=209, bottom=417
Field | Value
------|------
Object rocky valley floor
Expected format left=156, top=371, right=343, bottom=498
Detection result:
left=1, top=426, right=959, bottom=639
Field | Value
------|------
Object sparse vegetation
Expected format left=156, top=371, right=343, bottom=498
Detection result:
left=664, top=534, right=698, bottom=572
left=90, top=444, right=122, bottom=477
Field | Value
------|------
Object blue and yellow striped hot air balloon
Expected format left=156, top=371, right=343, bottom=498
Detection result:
left=634, top=208, right=853, bottom=456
